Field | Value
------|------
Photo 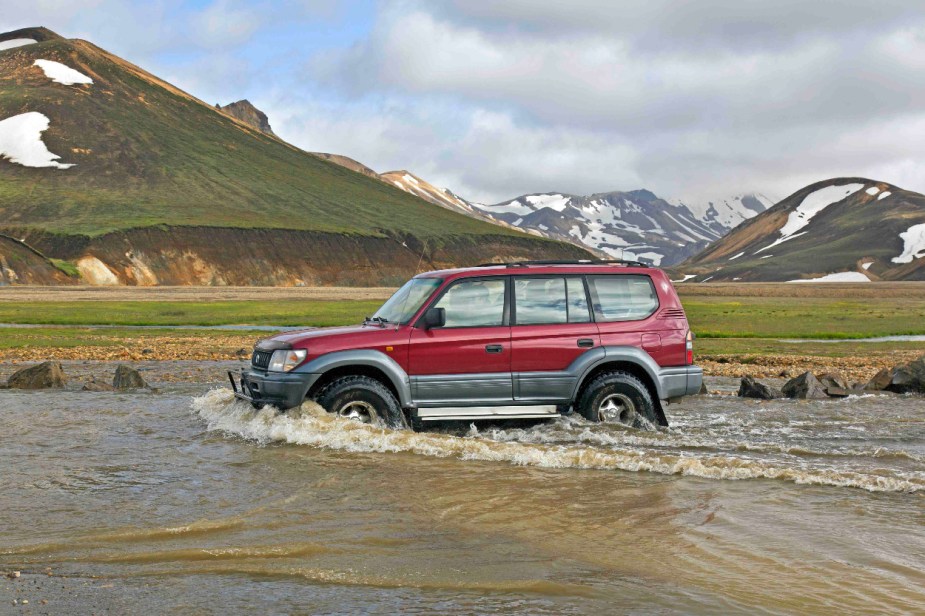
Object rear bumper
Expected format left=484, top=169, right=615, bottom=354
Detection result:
left=229, top=369, right=319, bottom=410
left=658, top=365, right=703, bottom=401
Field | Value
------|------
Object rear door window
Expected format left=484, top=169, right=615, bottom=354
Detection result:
left=514, top=277, right=568, bottom=324
left=587, top=275, right=658, bottom=322
left=514, top=276, right=592, bottom=324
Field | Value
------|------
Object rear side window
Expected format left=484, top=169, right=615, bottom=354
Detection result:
left=587, top=275, right=658, bottom=322
left=514, top=277, right=592, bottom=324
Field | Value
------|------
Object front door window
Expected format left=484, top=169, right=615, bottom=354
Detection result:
left=433, top=278, right=506, bottom=327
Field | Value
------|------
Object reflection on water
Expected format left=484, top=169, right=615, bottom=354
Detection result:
left=0, top=385, right=923, bottom=614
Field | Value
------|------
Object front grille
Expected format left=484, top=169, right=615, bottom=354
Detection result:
left=252, top=350, right=273, bottom=369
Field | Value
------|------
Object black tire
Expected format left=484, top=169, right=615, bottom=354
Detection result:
left=576, top=371, right=657, bottom=429
left=314, top=375, right=409, bottom=430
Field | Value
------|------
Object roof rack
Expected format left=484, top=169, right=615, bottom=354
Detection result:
left=474, top=259, right=650, bottom=268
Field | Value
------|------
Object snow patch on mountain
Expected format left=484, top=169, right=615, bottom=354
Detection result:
left=0, top=112, right=74, bottom=169
left=757, top=184, right=864, bottom=254
left=788, top=272, right=870, bottom=283
left=670, top=193, right=774, bottom=233
left=34, top=59, right=93, bottom=85
left=0, top=38, right=36, bottom=51
left=892, top=223, right=925, bottom=264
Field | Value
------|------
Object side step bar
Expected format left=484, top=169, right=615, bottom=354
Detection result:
left=415, top=405, right=559, bottom=421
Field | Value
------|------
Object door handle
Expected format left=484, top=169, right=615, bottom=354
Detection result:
left=485, top=344, right=504, bottom=354
left=577, top=338, right=594, bottom=348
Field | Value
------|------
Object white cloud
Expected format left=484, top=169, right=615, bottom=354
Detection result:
left=300, top=1, right=925, bottom=202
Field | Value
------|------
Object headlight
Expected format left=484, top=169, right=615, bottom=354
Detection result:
left=268, top=349, right=307, bottom=372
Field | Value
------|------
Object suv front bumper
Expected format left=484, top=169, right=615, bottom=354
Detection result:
left=229, top=369, right=320, bottom=410
left=659, top=365, right=703, bottom=401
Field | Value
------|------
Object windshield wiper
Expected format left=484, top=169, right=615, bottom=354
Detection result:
left=363, top=316, right=390, bottom=327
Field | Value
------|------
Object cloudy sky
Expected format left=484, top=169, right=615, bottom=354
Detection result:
left=5, top=0, right=925, bottom=204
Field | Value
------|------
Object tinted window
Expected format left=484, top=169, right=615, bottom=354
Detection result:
left=434, top=278, right=506, bottom=327
left=566, top=277, right=591, bottom=323
left=588, top=275, right=658, bottom=322
left=515, top=277, right=567, bottom=325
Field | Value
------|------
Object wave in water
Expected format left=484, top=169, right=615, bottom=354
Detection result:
left=192, top=389, right=923, bottom=493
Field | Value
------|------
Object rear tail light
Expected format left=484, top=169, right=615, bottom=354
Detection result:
left=686, top=330, right=694, bottom=365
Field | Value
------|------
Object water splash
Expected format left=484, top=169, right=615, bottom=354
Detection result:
left=192, top=389, right=924, bottom=493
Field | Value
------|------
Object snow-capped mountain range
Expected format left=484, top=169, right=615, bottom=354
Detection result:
left=471, top=191, right=774, bottom=266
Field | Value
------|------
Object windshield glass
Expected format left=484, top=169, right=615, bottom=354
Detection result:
left=372, top=278, right=443, bottom=324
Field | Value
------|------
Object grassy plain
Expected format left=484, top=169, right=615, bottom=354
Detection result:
left=1, top=284, right=924, bottom=377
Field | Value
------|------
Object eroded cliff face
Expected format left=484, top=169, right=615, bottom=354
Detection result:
left=15, top=226, right=589, bottom=286
left=0, top=235, right=75, bottom=285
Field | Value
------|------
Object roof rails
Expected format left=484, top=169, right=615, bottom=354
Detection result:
left=474, top=259, right=650, bottom=268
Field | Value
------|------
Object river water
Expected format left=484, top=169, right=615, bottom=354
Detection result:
left=1, top=379, right=923, bottom=614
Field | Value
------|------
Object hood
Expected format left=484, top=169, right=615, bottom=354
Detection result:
left=256, top=324, right=394, bottom=349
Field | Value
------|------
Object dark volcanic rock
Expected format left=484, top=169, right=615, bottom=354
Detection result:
left=7, top=361, right=66, bottom=389
left=782, top=372, right=828, bottom=399
left=887, top=356, right=925, bottom=394
left=219, top=99, right=276, bottom=136
left=738, top=376, right=783, bottom=400
left=113, top=364, right=148, bottom=390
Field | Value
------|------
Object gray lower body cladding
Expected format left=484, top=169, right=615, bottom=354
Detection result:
left=659, top=365, right=703, bottom=401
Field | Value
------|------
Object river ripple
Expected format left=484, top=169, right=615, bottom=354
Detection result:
left=0, top=384, right=923, bottom=614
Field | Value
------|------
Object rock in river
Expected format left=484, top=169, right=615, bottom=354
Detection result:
left=113, top=364, right=148, bottom=390
left=7, top=362, right=67, bottom=389
left=82, top=376, right=116, bottom=392
left=738, top=376, right=783, bottom=400
left=817, top=372, right=849, bottom=391
left=782, top=372, right=829, bottom=400
left=865, top=368, right=895, bottom=392
left=887, top=355, right=925, bottom=394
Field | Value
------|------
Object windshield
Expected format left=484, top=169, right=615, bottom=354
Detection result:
left=372, top=278, right=443, bottom=324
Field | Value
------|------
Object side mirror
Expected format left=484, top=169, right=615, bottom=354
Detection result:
left=421, top=307, right=446, bottom=329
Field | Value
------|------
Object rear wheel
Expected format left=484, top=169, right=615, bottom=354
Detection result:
left=577, top=371, right=657, bottom=429
left=315, top=375, right=409, bottom=430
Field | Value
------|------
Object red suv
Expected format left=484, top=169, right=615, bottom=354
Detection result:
left=230, top=260, right=702, bottom=429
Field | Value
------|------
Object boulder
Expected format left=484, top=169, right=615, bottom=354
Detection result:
left=113, top=364, right=148, bottom=390
left=817, top=372, right=849, bottom=390
left=7, top=362, right=67, bottom=389
left=864, top=368, right=893, bottom=391
left=82, top=376, right=116, bottom=392
left=738, top=376, right=783, bottom=400
left=887, top=356, right=925, bottom=394
left=781, top=372, right=828, bottom=399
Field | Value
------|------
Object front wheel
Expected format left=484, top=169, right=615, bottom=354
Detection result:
left=576, top=371, right=657, bottom=429
left=315, top=375, right=410, bottom=430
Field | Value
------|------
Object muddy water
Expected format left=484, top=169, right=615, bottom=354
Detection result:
left=1, top=383, right=923, bottom=614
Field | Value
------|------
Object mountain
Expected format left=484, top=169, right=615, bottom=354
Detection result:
left=380, top=170, right=478, bottom=217
left=672, top=178, right=925, bottom=282
left=669, top=193, right=775, bottom=237
left=310, top=152, right=379, bottom=179
left=473, top=190, right=771, bottom=266
left=218, top=99, right=276, bottom=136
left=0, top=27, right=591, bottom=286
